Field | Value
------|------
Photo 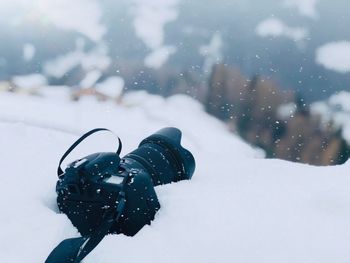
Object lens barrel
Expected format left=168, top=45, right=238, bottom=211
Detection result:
left=124, top=127, right=195, bottom=185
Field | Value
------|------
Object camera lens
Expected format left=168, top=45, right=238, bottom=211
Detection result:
left=124, top=127, right=195, bottom=185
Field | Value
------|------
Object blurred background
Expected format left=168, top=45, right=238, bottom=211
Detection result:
left=1, top=0, right=350, bottom=165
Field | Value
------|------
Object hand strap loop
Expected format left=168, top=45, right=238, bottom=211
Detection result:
left=57, top=128, right=122, bottom=176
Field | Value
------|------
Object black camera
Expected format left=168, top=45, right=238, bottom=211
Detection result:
left=47, top=127, right=195, bottom=263
left=56, top=127, right=195, bottom=236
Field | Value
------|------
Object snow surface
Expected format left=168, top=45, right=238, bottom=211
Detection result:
left=316, top=41, right=350, bottom=73
left=12, top=74, right=47, bottom=89
left=1, top=90, right=350, bottom=262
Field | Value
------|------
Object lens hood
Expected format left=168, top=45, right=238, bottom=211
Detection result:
left=138, top=127, right=196, bottom=182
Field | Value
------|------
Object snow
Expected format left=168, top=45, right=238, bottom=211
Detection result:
left=95, top=77, right=124, bottom=98
left=329, top=91, right=350, bottom=112
left=256, top=18, right=308, bottom=42
left=80, top=70, right=102, bottom=88
left=12, top=74, right=47, bottom=89
left=277, top=102, right=297, bottom=119
left=23, top=43, right=35, bottom=62
left=0, top=0, right=105, bottom=42
left=312, top=91, right=350, bottom=144
left=36, top=0, right=106, bottom=42
left=131, top=0, right=178, bottom=69
left=283, top=0, right=318, bottom=19
left=199, top=33, right=223, bottom=74
left=1, top=89, right=350, bottom=262
left=44, top=51, right=82, bottom=79
left=38, top=86, right=72, bottom=102
left=144, top=46, right=176, bottom=69
left=44, top=42, right=111, bottom=78
left=316, top=41, right=350, bottom=73
left=131, top=0, right=178, bottom=49
left=80, top=44, right=111, bottom=72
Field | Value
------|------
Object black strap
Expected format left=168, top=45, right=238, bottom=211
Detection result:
left=75, top=192, right=126, bottom=262
left=57, top=128, right=122, bottom=176
left=46, top=178, right=128, bottom=263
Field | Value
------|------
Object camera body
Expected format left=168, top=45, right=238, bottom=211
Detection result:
left=56, top=127, right=195, bottom=237
left=57, top=152, right=160, bottom=236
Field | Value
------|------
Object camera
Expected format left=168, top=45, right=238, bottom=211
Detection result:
left=56, top=127, right=195, bottom=237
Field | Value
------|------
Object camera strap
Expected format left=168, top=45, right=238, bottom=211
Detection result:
left=57, top=128, right=122, bottom=176
left=46, top=176, right=128, bottom=263
left=46, top=128, right=125, bottom=262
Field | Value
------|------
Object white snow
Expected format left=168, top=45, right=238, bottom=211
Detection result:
left=130, top=0, right=178, bottom=69
left=316, top=41, right=350, bottom=73
left=256, top=18, right=308, bottom=42
left=12, top=74, right=47, bottom=89
left=95, top=77, right=124, bottom=98
left=0, top=0, right=105, bottom=42
left=312, top=91, right=350, bottom=143
left=144, top=46, right=176, bottom=69
left=36, top=0, right=106, bottom=42
left=44, top=42, right=111, bottom=78
left=1, top=89, right=350, bottom=262
left=131, top=0, right=178, bottom=49
left=80, top=44, right=111, bottom=72
left=80, top=70, right=102, bottom=88
left=38, top=86, right=71, bottom=102
left=283, top=0, right=318, bottom=19
left=23, top=43, right=35, bottom=62
left=199, top=32, right=223, bottom=74
left=44, top=51, right=82, bottom=79
left=329, top=91, right=350, bottom=112
left=277, top=102, right=297, bottom=119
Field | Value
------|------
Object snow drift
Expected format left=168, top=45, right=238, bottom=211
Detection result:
left=0, top=89, right=350, bottom=263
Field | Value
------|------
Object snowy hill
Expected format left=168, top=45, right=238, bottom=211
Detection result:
left=1, top=90, right=350, bottom=262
